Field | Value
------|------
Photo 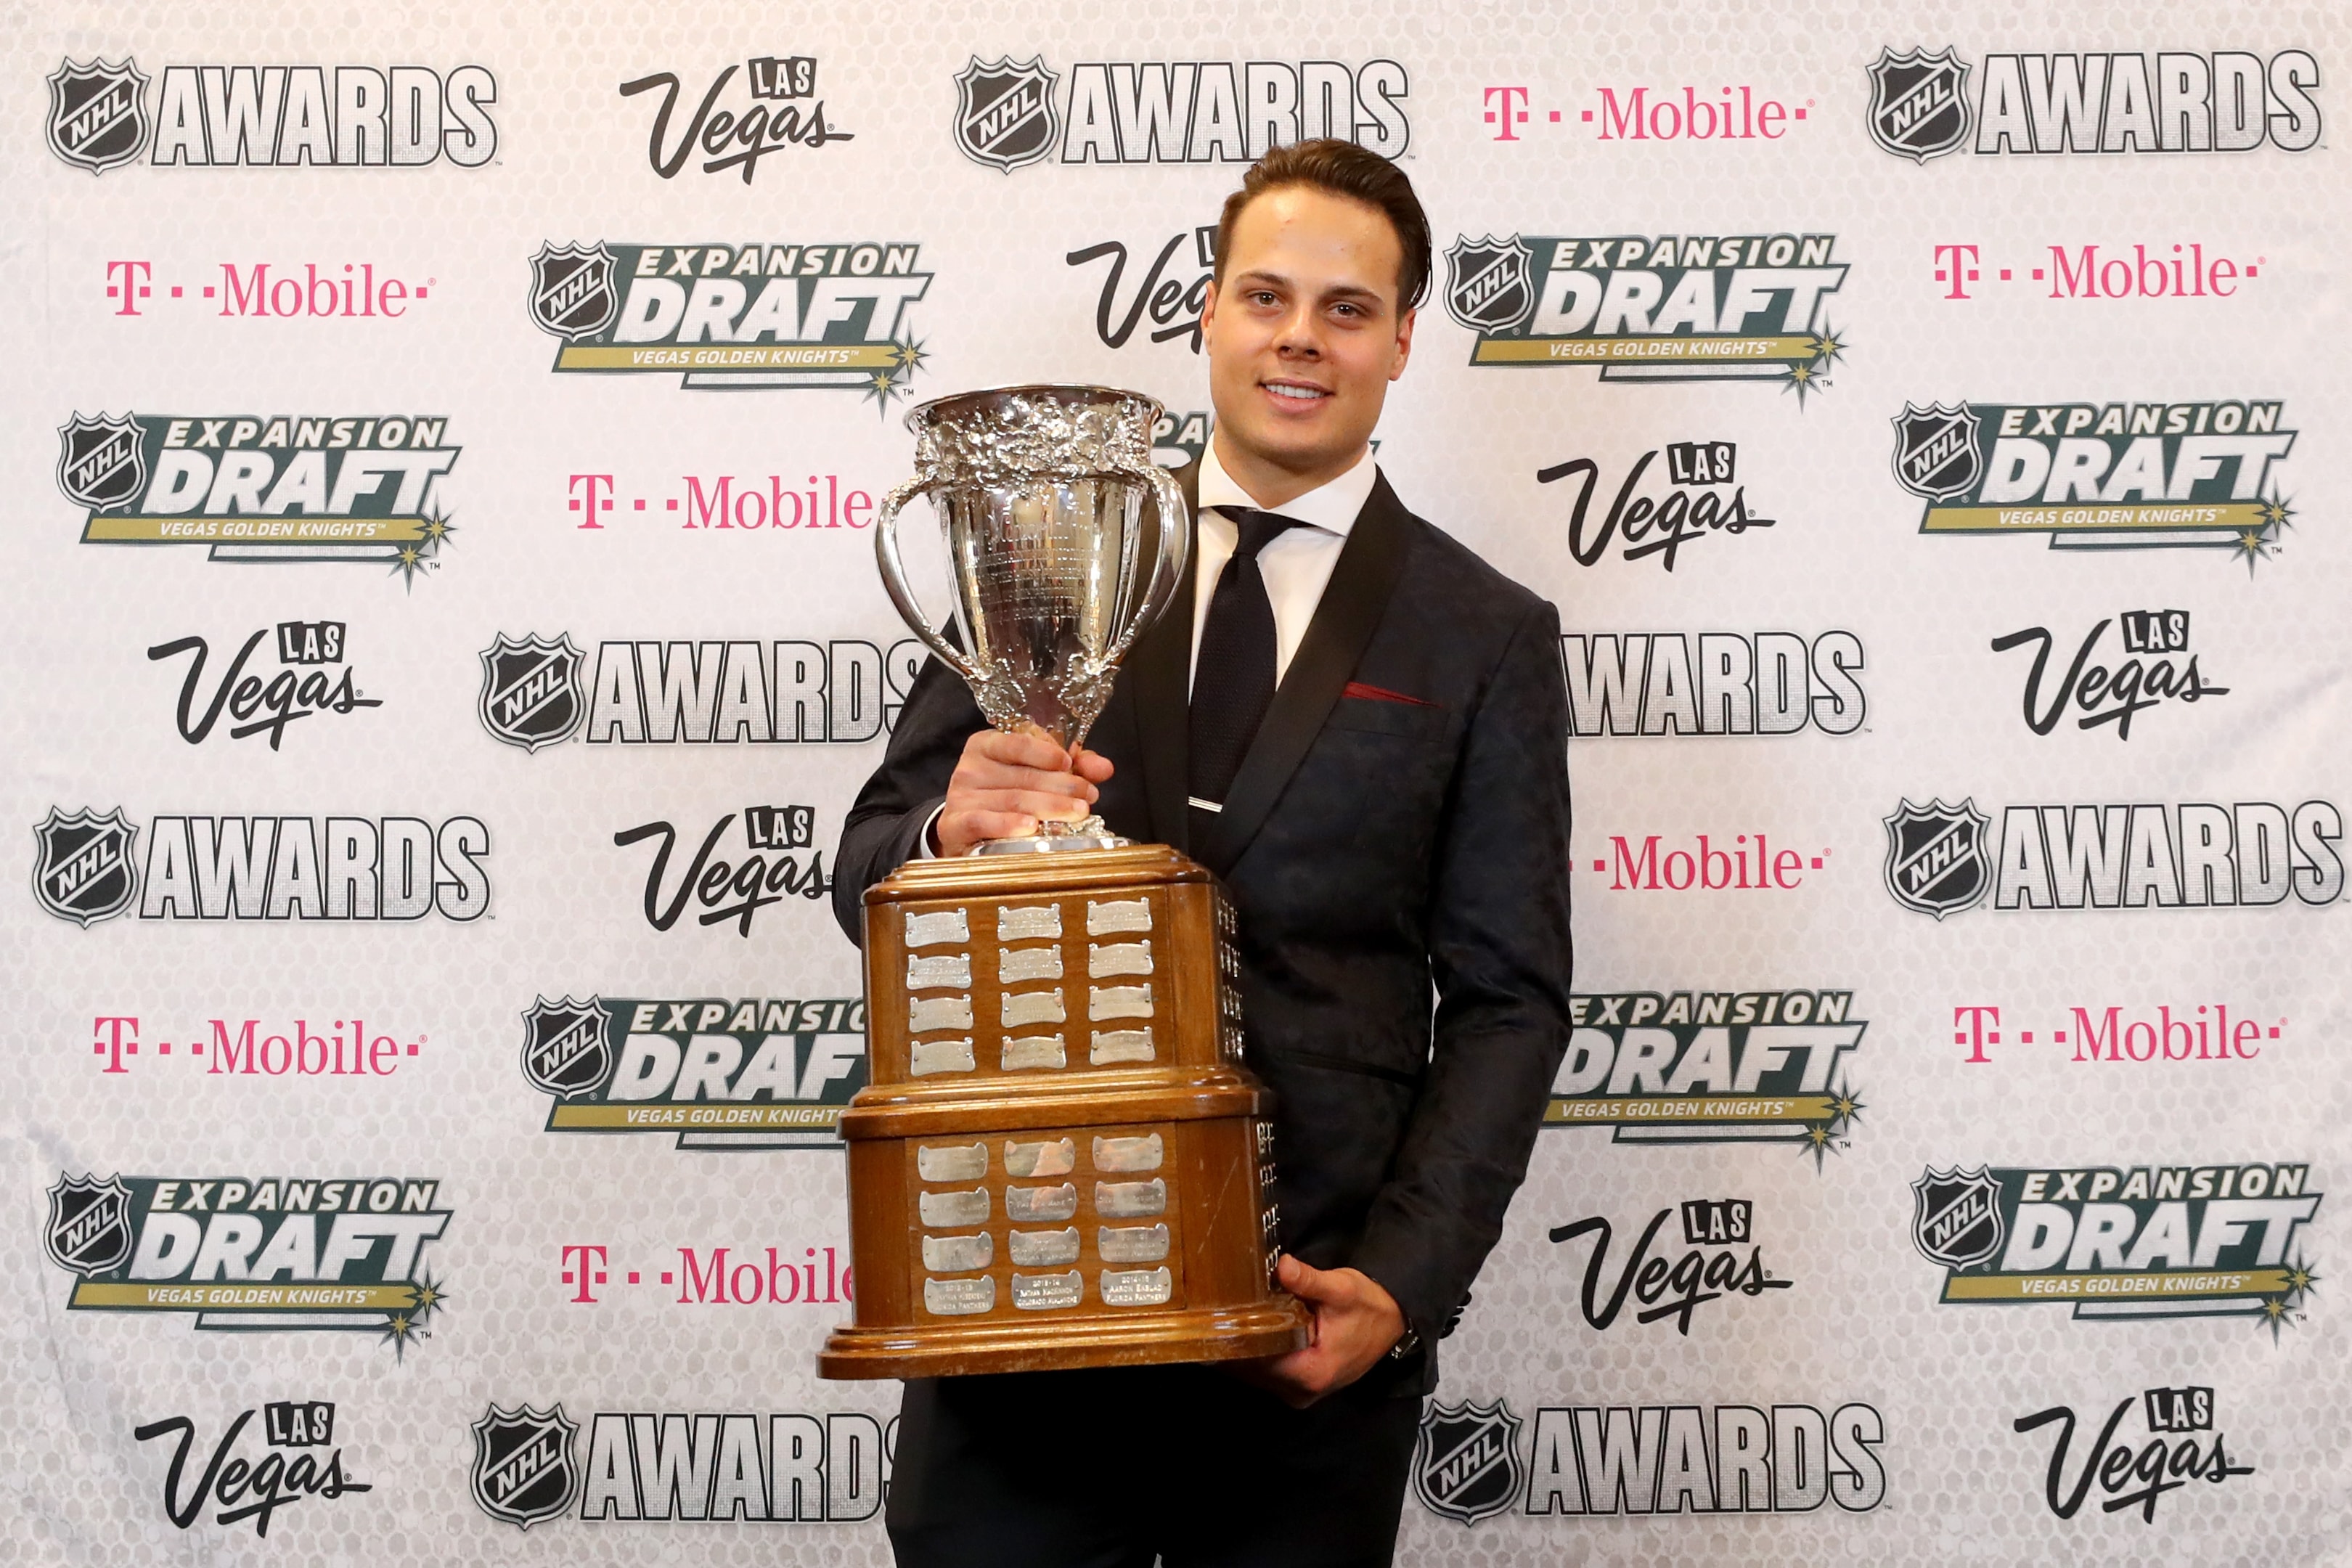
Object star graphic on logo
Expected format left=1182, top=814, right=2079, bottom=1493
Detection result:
left=1779, top=322, right=1847, bottom=409
left=860, top=335, right=931, bottom=413
left=390, top=508, right=457, bottom=589
left=1799, top=1078, right=1864, bottom=1172
left=2259, top=1251, right=2316, bottom=1344
left=379, top=1267, right=449, bottom=1362
left=2227, top=489, right=2295, bottom=575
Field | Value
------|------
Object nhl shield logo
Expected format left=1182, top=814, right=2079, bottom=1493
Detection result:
left=1443, top=236, right=1535, bottom=335
left=953, top=56, right=1061, bottom=173
left=56, top=413, right=147, bottom=511
left=470, top=1404, right=579, bottom=1529
left=32, top=807, right=139, bottom=928
left=1866, top=46, right=1972, bottom=163
left=44, top=1173, right=134, bottom=1277
left=1890, top=402, right=1983, bottom=500
left=527, top=242, right=618, bottom=340
left=1912, top=1166, right=2006, bottom=1270
left=478, top=634, right=586, bottom=752
left=1882, top=798, right=1990, bottom=919
left=1411, top=1398, right=1524, bottom=1524
left=46, top=58, right=151, bottom=173
left=520, top=997, right=611, bottom=1100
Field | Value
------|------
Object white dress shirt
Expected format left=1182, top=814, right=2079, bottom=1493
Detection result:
left=919, top=441, right=1380, bottom=852
left=1189, top=441, right=1380, bottom=693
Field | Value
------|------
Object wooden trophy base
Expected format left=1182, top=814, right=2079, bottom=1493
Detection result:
left=821, top=845, right=1308, bottom=1380
left=819, top=1302, right=1307, bottom=1380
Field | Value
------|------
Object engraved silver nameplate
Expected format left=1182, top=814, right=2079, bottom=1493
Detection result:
left=1097, top=1223, right=1170, bottom=1264
left=1008, top=1227, right=1081, bottom=1266
left=1087, top=898, right=1152, bottom=935
left=998, top=946, right=1063, bottom=983
left=906, top=953, right=972, bottom=989
left=1005, top=1183, right=1079, bottom=1222
left=1090, top=1029, right=1154, bottom=1065
left=1092, top=1134, right=1163, bottom=1172
left=907, top=995, right=975, bottom=1033
left=1004, top=1137, right=1077, bottom=1177
left=1100, top=1265, right=1174, bottom=1306
left=1001, top=989, right=1066, bottom=1027
left=916, top=1142, right=988, bottom=1181
left=919, top=1188, right=991, bottom=1228
left=909, top=1038, right=976, bottom=1077
left=1088, top=941, right=1153, bottom=977
left=905, top=909, right=970, bottom=947
left=996, top=904, right=1063, bottom=939
left=922, top=1233, right=993, bottom=1273
left=1089, top=985, right=1152, bottom=1021
left=1000, top=1034, right=1066, bottom=1071
left=1095, top=1179, right=1167, bottom=1218
left=1012, top=1270, right=1085, bottom=1310
left=1101, top=1269, right=1176, bottom=1307
left=924, top=1277, right=995, bottom=1315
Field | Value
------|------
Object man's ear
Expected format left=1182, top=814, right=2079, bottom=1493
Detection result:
left=1389, top=305, right=1416, bottom=380
left=1200, top=274, right=1222, bottom=336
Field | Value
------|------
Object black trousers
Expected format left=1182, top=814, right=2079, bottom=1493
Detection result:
left=885, top=1363, right=1423, bottom=1568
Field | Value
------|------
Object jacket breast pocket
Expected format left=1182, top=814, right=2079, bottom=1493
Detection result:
left=1326, top=698, right=1446, bottom=738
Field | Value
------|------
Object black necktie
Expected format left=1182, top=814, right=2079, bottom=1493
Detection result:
left=1189, top=508, right=1302, bottom=825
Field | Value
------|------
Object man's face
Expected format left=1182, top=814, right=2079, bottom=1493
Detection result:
left=1201, top=185, right=1415, bottom=482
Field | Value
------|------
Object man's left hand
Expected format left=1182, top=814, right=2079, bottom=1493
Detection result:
left=1238, top=1256, right=1407, bottom=1408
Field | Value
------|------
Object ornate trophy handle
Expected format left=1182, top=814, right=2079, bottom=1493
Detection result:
left=874, top=473, right=987, bottom=690
left=1098, top=457, right=1192, bottom=667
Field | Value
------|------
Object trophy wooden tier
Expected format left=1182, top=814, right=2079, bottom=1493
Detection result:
left=819, top=844, right=1309, bottom=1379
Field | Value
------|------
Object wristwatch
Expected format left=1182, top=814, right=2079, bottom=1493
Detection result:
left=1387, top=1326, right=1421, bottom=1360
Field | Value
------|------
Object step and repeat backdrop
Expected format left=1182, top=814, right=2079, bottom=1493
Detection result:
left=4, top=1, right=2348, bottom=1562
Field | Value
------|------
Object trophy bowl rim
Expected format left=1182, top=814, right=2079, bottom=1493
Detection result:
left=902, top=380, right=1167, bottom=433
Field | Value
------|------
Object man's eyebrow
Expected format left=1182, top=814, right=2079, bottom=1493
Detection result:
left=1230, top=269, right=1388, bottom=306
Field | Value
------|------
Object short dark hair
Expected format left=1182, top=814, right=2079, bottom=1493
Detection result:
left=1213, top=139, right=1432, bottom=311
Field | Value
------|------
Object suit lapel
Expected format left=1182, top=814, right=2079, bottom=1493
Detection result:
left=1199, top=470, right=1414, bottom=878
left=1122, top=460, right=1197, bottom=851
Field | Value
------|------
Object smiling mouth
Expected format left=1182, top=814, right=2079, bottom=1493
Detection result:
left=1262, top=381, right=1331, bottom=403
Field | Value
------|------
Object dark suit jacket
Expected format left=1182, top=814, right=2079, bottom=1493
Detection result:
left=833, top=462, right=1574, bottom=1390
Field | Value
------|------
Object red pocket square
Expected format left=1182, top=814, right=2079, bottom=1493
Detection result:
left=1342, top=681, right=1436, bottom=707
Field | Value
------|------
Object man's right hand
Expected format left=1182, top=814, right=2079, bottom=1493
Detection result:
left=934, top=727, right=1114, bottom=857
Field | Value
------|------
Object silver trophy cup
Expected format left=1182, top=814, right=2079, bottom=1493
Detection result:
left=876, top=384, right=1190, bottom=854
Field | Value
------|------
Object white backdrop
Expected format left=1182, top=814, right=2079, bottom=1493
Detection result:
left=5, top=1, right=2348, bottom=1562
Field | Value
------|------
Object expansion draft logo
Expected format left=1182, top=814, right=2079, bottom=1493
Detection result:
left=950, top=55, right=1410, bottom=172
left=1411, top=1396, right=1887, bottom=1519
left=522, top=996, right=867, bottom=1149
left=471, top=1404, right=892, bottom=1525
left=1543, top=990, right=1863, bottom=1164
left=1866, top=47, right=2319, bottom=161
left=46, top=58, right=497, bottom=173
left=56, top=412, right=460, bottom=584
left=1883, top=796, right=2343, bottom=915
left=44, top=1173, right=451, bottom=1355
left=1892, top=399, right=2297, bottom=568
left=528, top=240, right=929, bottom=401
left=1442, top=232, right=1846, bottom=397
left=1911, top=1163, right=2319, bottom=1332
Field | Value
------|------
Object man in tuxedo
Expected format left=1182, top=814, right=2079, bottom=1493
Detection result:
left=833, top=139, right=1572, bottom=1565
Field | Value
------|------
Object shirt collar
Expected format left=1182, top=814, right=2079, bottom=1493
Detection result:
left=1196, top=439, right=1379, bottom=538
